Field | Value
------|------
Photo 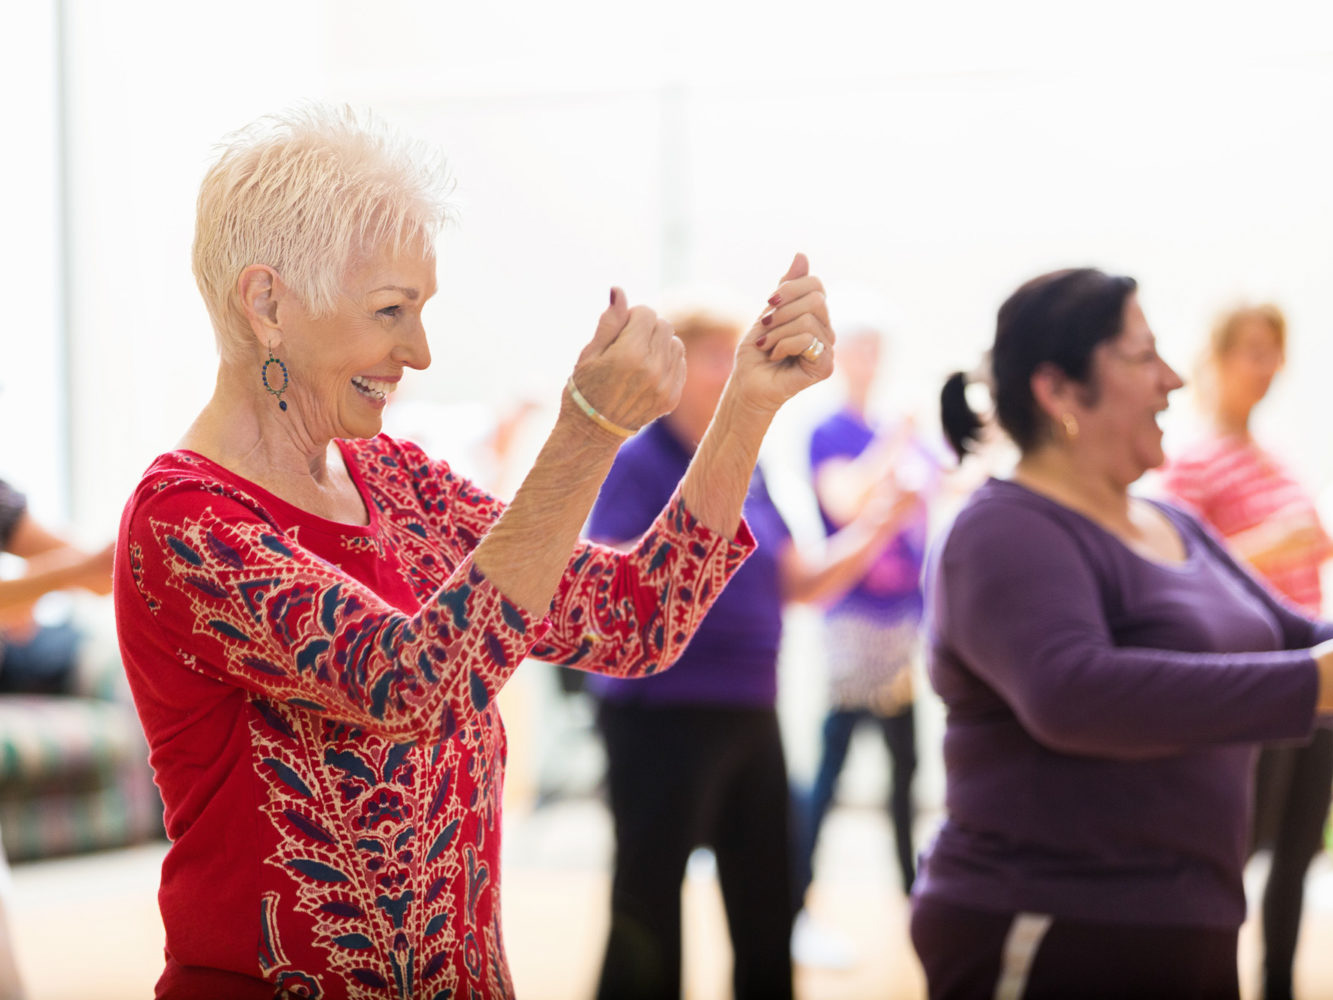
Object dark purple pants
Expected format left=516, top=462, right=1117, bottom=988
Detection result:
left=911, top=895, right=1239, bottom=1000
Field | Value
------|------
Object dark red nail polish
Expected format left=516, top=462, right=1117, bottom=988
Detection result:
left=755, top=335, right=767, bottom=348
left=609, top=288, right=616, bottom=306
left=761, top=313, right=773, bottom=327
left=768, top=293, right=782, bottom=306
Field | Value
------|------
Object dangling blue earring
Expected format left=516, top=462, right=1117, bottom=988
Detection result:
left=261, top=345, right=289, bottom=411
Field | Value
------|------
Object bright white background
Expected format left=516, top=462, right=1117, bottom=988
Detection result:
left=2, top=0, right=1332, bottom=855
left=2, top=0, right=1331, bottom=532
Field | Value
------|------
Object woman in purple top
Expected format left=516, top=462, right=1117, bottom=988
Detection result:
left=918, top=268, right=1333, bottom=1000
left=797, top=322, right=938, bottom=913
left=587, top=305, right=905, bottom=1000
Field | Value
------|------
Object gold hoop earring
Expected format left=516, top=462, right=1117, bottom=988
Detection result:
left=1061, top=412, right=1079, bottom=439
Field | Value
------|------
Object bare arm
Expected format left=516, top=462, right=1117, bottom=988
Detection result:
left=814, top=422, right=918, bottom=527
left=678, top=253, right=835, bottom=539
left=472, top=290, right=684, bottom=617
left=470, top=405, right=627, bottom=618
left=477, top=254, right=835, bottom=617
left=6, top=512, right=75, bottom=559
left=0, top=513, right=113, bottom=614
left=678, top=390, right=773, bottom=540
left=1228, top=513, right=1330, bottom=576
left=779, top=489, right=921, bottom=604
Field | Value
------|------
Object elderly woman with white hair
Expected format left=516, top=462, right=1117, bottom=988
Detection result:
left=112, top=105, right=835, bottom=1000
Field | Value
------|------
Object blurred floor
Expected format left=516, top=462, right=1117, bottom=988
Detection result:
left=7, top=802, right=1333, bottom=999
left=499, top=797, right=927, bottom=1000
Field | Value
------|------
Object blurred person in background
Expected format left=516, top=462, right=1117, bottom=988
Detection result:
left=113, top=104, right=836, bottom=1000
left=0, top=478, right=113, bottom=694
left=917, top=268, right=1333, bottom=1000
left=1159, top=303, right=1332, bottom=1000
left=792, top=304, right=941, bottom=966
left=0, top=476, right=115, bottom=1000
left=586, top=305, right=905, bottom=1000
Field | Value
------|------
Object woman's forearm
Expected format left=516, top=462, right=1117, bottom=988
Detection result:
left=782, top=491, right=913, bottom=604
left=0, top=549, right=94, bottom=612
left=816, top=457, right=885, bottom=527
left=472, top=402, right=623, bottom=617
left=1229, top=518, right=1322, bottom=574
left=783, top=523, right=890, bottom=605
left=679, top=388, right=774, bottom=539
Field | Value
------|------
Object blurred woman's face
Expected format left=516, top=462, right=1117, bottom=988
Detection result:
left=839, top=330, right=881, bottom=397
left=1216, top=316, right=1284, bottom=415
left=1077, top=295, right=1184, bottom=483
left=276, top=243, right=436, bottom=441
left=674, top=329, right=739, bottom=429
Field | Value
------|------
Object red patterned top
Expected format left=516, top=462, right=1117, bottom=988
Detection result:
left=1160, top=434, right=1331, bottom=614
left=113, top=434, right=754, bottom=1000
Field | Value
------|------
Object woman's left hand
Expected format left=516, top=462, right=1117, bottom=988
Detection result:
left=728, top=253, right=834, bottom=414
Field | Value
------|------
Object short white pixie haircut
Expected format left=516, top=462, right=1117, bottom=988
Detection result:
left=192, top=104, right=453, bottom=362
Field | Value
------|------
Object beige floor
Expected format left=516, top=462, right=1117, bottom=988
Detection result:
left=6, top=802, right=1333, bottom=999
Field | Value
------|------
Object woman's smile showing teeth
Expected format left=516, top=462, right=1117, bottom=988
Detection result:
left=351, top=375, right=396, bottom=403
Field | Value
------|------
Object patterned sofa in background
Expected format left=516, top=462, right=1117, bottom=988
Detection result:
left=0, top=622, right=162, bottom=862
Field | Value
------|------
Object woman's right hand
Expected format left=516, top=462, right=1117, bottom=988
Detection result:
left=1314, top=638, right=1333, bottom=714
left=727, top=253, right=834, bottom=417
left=565, top=289, right=686, bottom=440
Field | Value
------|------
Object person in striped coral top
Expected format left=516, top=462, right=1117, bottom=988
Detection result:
left=1160, top=303, right=1332, bottom=1000
left=112, top=104, right=835, bottom=1000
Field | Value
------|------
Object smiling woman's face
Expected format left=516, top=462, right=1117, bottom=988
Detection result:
left=1075, top=295, right=1185, bottom=482
left=272, top=243, right=438, bottom=441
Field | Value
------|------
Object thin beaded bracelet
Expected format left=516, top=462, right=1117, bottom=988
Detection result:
left=566, top=378, right=636, bottom=439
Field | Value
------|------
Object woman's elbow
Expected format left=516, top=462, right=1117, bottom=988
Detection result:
left=1016, top=696, right=1176, bottom=761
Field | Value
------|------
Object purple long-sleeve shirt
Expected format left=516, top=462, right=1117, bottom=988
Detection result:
left=918, top=478, right=1329, bottom=929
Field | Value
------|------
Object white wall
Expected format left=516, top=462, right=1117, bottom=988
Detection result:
left=0, top=4, right=64, bottom=520
left=48, top=0, right=1333, bottom=540
left=60, top=0, right=328, bottom=538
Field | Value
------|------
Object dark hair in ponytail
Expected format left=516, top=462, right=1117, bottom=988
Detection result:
left=941, top=268, right=1138, bottom=457
left=941, top=371, right=983, bottom=460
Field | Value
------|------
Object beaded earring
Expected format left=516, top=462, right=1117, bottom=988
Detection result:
left=261, top=345, right=289, bottom=411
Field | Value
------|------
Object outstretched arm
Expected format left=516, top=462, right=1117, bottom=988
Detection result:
left=0, top=512, right=113, bottom=619
left=936, top=500, right=1333, bottom=760
left=779, top=487, right=921, bottom=605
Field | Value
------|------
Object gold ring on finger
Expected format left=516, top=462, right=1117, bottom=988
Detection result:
left=801, top=339, right=825, bottom=361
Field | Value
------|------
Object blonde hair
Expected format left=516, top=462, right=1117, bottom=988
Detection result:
left=669, top=308, right=744, bottom=350
left=192, top=104, right=453, bottom=361
left=1190, top=302, right=1286, bottom=408
left=1206, top=302, right=1287, bottom=362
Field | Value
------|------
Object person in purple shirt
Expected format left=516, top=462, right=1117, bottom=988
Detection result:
left=919, top=268, right=1333, bottom=1000
left=588, top=304, right=904, bottom=1000
left=796, top=319, right=940, bottom=929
